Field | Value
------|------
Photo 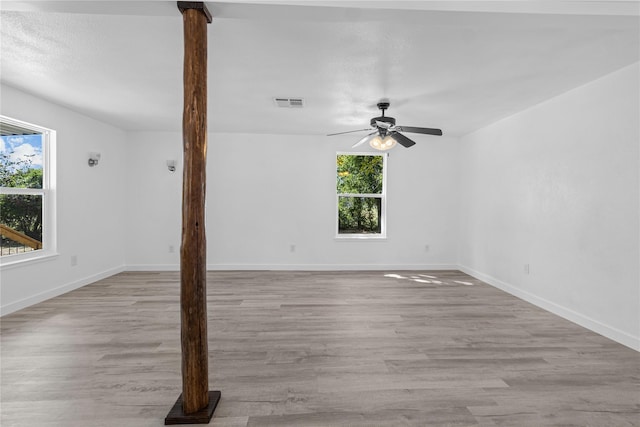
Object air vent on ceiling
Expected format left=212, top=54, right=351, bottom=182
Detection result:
left=274, top=97, right=304, bottom=108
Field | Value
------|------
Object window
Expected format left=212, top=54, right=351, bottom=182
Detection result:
left=336, top=153, right=387, bottom=238
left=0, top=116, right=55, bottom=264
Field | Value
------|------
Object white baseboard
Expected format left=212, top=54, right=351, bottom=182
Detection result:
left=126, top=264, right=180, bottom=271
left=0, top=265, right=126, bottom=316
left=206, top=263, right=458, bottom=271
left=125, top=263, right=458, bottom=271
left=458, top=264, right=640, bottom=352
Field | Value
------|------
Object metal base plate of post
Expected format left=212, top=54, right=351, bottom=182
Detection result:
left=165, top=391, right=221, bottom=425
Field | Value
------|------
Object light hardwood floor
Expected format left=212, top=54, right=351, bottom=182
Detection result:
left=1, top=270, right=639, bottom=426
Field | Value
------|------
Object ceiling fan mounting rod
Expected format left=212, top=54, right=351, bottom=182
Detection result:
left=377, top=101, right=390, bottom=116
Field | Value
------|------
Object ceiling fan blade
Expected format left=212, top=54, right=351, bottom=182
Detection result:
left=390, top=131, right=416, bottom=148
left=352, top=131, right=377, bottom=148
left=327, top=128, right=372, bottom=136
left=396, top=126, right=443, bottom=136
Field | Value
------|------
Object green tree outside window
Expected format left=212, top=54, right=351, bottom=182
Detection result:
left=336, top=154, right=385, bottom=235
left=0, top=129, right=45, bottom=255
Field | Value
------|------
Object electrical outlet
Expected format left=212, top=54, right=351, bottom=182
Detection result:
left=424, top=244, right=430, bottom=252
left=71, top=255, right=78, bottom=266
left=524, top=264, right=530, bottom=275
left=290, top=244, right=296, bottom=253
left=169, top=245, right=175, bottom=253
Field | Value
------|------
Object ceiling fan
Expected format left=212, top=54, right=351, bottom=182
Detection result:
left=327, top=102, right=443, bottom=150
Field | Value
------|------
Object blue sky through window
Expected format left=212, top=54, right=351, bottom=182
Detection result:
left=0, top=134, right=43, bottom=170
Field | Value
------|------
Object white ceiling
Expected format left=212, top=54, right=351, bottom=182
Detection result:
left=1, top=1, right=638, bottom=137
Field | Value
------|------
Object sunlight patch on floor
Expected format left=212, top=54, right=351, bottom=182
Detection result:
left=454, top=280, right=474, bottom=286
left=384, top=273, right=475, bottom=286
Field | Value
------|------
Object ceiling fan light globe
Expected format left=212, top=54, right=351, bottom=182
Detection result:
left=383, top=135, right=397, bottom=148
left=370, top=135, right=396, bottom=151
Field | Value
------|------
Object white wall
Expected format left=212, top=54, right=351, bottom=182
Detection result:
left=458, top=63, right=640, bottom=350
left=125, top=132, right=459, bottom=270
left=0, top=84, right=127, bottom=315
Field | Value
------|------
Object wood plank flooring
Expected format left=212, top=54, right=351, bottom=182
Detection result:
left=1, top=270, right=638, bottom=426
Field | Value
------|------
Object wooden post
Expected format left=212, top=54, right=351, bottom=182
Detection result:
left=178, top=2, right=209, bottom=414
left=165, top=2, right=220, bottom=424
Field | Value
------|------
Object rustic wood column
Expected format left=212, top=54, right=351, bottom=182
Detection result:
left=165, top=2, right=220, bottom=424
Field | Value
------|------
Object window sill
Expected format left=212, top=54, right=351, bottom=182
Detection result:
left=334, top=235, right=387, bottom=241
left=0, top=251, right=59, bottom=270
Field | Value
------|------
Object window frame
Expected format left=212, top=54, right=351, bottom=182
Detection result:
left=0, top=115, right=57, bottom=267
left=335, top=151, right=388, bottom=239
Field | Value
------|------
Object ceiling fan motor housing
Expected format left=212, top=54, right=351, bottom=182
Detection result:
left=372, top=101, right=395, bottom=131
left=371, top=116, right=396, bottom=127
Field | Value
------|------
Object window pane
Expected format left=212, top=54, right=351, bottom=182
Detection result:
left=337, top=154, right=383, bottom=194
left=0, top=194, right=43, bottom=256
left=338, top=196, right=381, bottom=234
left=0, top=133, right=44, bottom=189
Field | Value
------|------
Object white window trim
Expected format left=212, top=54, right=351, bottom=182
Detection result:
left=335, top=151, right=388, bottom=239
left=0, top=115, right=57, bottom=268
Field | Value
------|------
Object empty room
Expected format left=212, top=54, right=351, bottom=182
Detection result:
left=1, top=1, right=638, bottom=426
